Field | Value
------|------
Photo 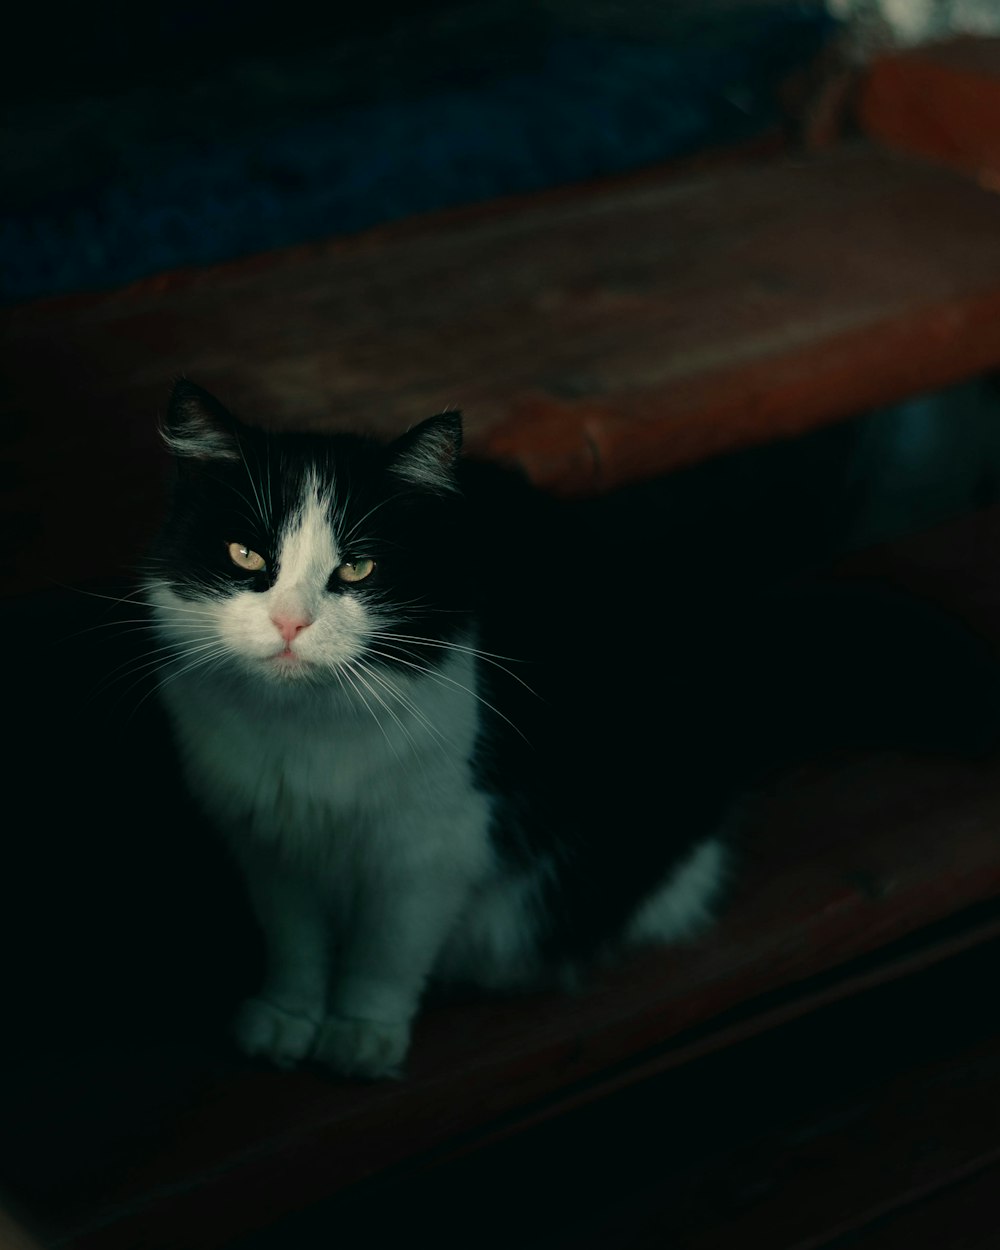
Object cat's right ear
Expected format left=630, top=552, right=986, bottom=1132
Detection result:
left=161, top=380, right=242, bottom=462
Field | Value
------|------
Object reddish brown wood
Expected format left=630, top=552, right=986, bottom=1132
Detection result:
left=822, top=1165, right=1000, bottom=1250
left=859, top=37, right=1000, bottom=186
left=9, top=145, right=1000, bottom=592
left=43, top=747, right=1000, bottom=1250
left=578, top=1042, right=1000, bottom=1250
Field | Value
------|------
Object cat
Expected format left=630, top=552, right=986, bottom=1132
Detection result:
left=146, top=379, right=1000, bottom=1079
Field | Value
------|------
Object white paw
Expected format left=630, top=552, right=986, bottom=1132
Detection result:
left=233, top=996, right=320, bottom=1069
left=312, top=1014, right=411, bottom=1080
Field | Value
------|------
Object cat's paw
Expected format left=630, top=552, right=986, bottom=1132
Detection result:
left=233, top=996, right=320, bottom=1069
left=312, top=1014, right=411, bottom=1080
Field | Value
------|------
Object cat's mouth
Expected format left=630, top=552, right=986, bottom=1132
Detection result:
left=267, top=645, right=311, bottom=674
left=274, top=646, right=303, bottom=663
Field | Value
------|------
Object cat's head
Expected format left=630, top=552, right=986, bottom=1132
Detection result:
left=145, top=380, right=472, bottom=690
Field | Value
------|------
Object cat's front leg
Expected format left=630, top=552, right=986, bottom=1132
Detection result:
left=313, top=863, right=475, bottom=1080
left=231, top=840, right=330, bottom=1069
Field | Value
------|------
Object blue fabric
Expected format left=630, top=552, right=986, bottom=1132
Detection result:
left=1, top=7, right=835, bottom=304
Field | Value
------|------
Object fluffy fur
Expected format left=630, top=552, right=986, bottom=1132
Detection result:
left=147, top=381, right=739, bottom=1078
left=146, top=381, right=1000, bottom=1079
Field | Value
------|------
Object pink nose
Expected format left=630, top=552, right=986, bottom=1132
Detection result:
left=272, top=613, right=312, bottom=643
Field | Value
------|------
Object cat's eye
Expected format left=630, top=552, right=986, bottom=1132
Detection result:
left=227, top=542, right=267, bottom=573
left=336, top=557, right=375, bottom=584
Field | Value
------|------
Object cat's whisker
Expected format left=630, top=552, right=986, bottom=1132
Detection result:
left=152, top=641, right=233, bottom=686
left=338, top=489, right=410, bottom=550
left=370, top=631, right=539, bottom=697
left=330, top=663, right=363, bottom=718
left=365, top=646, right=530, bottom=744
left=69, top=617, right=218, bottom=644
left=353, top=658, right=457, bottom=757
left=233, top=427, right=271, bottom=532
left=124, top=646, right=233, bottom=723
left=71, top=586, right=219, bottom=619
left=56, top=580, right=144, bottom=605
left=346, top=660, right=423, bottom=759
left=91, top=641, right=229, bottom=720
left=338, top=661, right=404, bottom=766
left=64, top=583, right=214, bottom=620
left=95, top=637, right=227, bottom=701
left=265, top=437, right=275, bottom=530
left=371, top=631, right=524, bottom=666
left=106, top=634, right=219, bottom=677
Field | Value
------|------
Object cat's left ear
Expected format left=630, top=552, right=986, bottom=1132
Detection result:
left=388, top=412, right=463, bottom=493
left=162, top=379, right=242, bottom=462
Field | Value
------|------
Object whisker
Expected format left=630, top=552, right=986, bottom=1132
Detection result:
left=124, top=646, right=232, bottom=723
left=339, top=489, right=411, bottom=551
left=95, top=637, right=226, bottom=701
left=354, top=658, right=456, bottom=756
left=68, top=585, right=220, bottom=618
left=233, top=427, right=270, bottom=532
left=347, top=661, right=422, bottom=758
left=370, top=631, right=539, bottom=697
left=365, top=646, right=529, bottom=743
left=339, top=662, right=403, bottom=766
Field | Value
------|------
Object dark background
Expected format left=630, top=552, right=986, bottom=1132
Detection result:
left=1, top=0, right=833, bottom=303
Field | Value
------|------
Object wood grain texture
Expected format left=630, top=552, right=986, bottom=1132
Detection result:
left=570, top=1006, right=1000, bottom=1250
left=9, top=143, right=1000, bottom=592
left=45, top=765, right=1000, bottom=1250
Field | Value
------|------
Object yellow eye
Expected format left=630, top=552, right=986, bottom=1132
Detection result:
left=227, top=542, right=267, bottom=572
left=336, top=557, right=375, bottom=584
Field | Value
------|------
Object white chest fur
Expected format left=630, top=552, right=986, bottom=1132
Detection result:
left=159, top=645, right=495, bottom=883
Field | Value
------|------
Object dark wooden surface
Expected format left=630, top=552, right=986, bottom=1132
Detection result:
left=9, top=140, right=1000, bottom=593
left=183, top=929, right=999, bottom=1250
left=859, top=36, right=1000, bottom=186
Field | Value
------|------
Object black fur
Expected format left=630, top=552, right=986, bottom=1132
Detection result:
left=151, top=382, right=1000, bottom=967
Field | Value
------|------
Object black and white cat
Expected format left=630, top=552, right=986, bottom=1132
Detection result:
left=146, top=380, right=999, bottom=1079
left=147, top=381, right=751, bottom=1078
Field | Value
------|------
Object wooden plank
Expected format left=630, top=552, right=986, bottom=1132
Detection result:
left=31, top=510, right=1000, bottom=1248
left=9, top=144, right=1000, bottom=593
left=184, top=934, right=1000, bottom=1250
left=555, top=995, right=1000, bottom=1250
left=667, top=1058, right=1000, bottom=1250
left=859, top=36, right=1000, bottom=187
left=815, top=1164, right=1000, bottom=1249
left=41, top=813, right=1000, bottom=1250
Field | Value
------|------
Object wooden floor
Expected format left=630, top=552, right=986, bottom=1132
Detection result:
left=233, top=925, right=1000, bottom=1250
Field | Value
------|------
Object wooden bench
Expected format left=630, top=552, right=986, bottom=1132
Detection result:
left=6, top=36, right=1000, bottom=1250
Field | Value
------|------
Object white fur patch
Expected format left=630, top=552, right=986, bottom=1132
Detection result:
left=161, top=421, right=240, bottom=462
left=148, top=474, right=370, bottom=686
left=390, top=418, right=461, bottom=494
left=625, top=836, right=729, bottom=946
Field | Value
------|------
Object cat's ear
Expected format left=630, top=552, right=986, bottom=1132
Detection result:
left=388, top=412, right=463, bottom=493
left=162, top=379, right=242, bottom=462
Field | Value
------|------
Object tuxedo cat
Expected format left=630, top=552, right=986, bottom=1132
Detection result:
left=146, top=380, right=998, bottom=1078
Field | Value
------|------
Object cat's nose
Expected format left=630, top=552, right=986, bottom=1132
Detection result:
left=272, top=613, right=312, bottom=643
